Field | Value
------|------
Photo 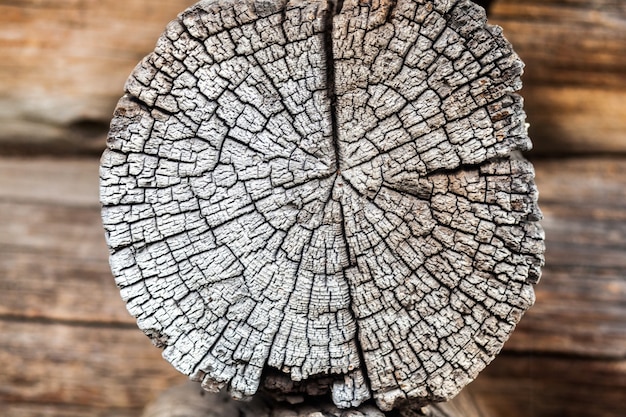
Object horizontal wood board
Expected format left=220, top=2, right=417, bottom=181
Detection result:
left=471, top=354, right=626, bottom=417
left=490, top=0, right=626, bottom=154
left=0, top=0, right=196, bottom=151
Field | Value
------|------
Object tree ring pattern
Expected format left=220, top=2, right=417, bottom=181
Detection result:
left=100, top=0, right=545, bottom=411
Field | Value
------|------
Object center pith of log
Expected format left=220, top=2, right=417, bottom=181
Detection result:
left=100, top=0, right=545, bottom=412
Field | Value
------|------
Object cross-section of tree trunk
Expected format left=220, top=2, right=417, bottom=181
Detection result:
left=100, top=0, right=544, bottom=412
left=140, top=381, right=491, bottom=417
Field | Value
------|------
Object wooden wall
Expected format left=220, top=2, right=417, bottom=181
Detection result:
left=490, top=0, right=626, bottom=154
left=0, top=0, right=196, bottom=154
left=0, top=0, right=624, bottom=416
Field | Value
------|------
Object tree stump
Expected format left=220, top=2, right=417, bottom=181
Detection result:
left=100, top=0, right=544, bottom=414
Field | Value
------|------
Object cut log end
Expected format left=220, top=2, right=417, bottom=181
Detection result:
left=100, top=0, right=544, bottom=412
left=141, top=381, right=490, bottom=417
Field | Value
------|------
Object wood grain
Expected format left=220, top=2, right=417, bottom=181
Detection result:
left=2, top=405, right=139, bottom=417
left=0, top=201, right=106, bottom=260
left=471, top=354, right=626, bottom=417
left=0, top=320, right=186, bottom=410
left=0, top=0, right=196, bottom=153
left=490, top=0, right=626, bottom=154
left=0, top=251, right=132, bottom=324
left=519, top=86, right=626, bottom=155
left=0, top=157, right=99, bottom=206
left=505, top=157, right=626, bottom=358
left=492, top=0, right=626, bottom=88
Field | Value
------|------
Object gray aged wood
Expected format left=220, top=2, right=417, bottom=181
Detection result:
left=100, top=0, right=544, bottom=412
left=140, top=381, right=491, bottom=417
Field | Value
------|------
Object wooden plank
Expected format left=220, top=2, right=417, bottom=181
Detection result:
left=0, top=0, right=196, bottom=152
left=0, top=157, right=99, bottom=207
left=0, top=158, right=124, bottom=324
left=491, top=0, right=626, bottom=154
left=521, top=86, right=626, bottom=154
left=507, top=266, right=626, bottom=358
left=0, top=251, right=132, bottom=324
left=0, top=201, right=106, bottom=259
left=471, top=353, right=626, bottom=417
left=492, top=0, right=626, bottom=88
left=532, top=157, right=626, bottom=210
left=0, top=320, right=186, bottom=409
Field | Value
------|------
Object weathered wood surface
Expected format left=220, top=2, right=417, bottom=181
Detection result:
left=0, top=0, right=196, bottom=153
left=470, top=157, right=626, bottom=417
left=140, top=381, right=491, bottom=417
left=100, top=0, right=544, bottom=411
left=0, top=156, right=623, bottom=416
left=490, top=0, right=626, bottom=153
left=504, top=157, right=626, bottom=358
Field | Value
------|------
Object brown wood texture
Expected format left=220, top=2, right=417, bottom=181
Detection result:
left=0, top=0, right=196, bottom=153
left=471, top=355, right=626, bottom=417
left=470, top=157, right=626, bottom=417
left=2, top=404, right=138, bottom=417
left=0, top=321, right=184, bottom=407
left=490, top=0, right=626, bottom=154
left=505, top=157, right=626, bottom=358
left=0, top=157, right=187, bottom=416
left=1, top=155, right=623, bottom=416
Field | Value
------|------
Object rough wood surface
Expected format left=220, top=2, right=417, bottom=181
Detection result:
left=100, top=0, right=544, bottom=412
left=503, top=157, right=626, bottom=358
left=140, top=381, right=491, bottom=417
left=490, top=0, right=626, bottom=153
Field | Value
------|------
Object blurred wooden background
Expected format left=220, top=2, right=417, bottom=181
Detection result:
left=0, top=0, right=624, bottom=416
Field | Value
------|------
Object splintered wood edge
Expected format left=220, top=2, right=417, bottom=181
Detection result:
left=100, top=0, right=544, bottom=411
left=141, top=381, right=489, bottom=417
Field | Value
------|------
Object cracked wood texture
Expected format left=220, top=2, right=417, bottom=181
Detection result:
left=140, top=381, right=491, bottom=417
left=100, top=0, right=544, bottom=411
